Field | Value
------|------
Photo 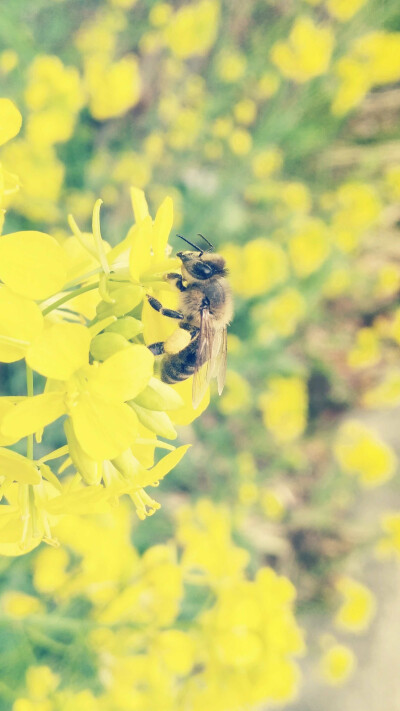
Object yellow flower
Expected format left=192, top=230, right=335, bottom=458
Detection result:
left=271, top=17, right=334, bottom=82
left=320, top=643, right=356, bottom=685
left=252, top=147, right=283, bottom=178
left=385, top=164, right=400, bottom=200
left=322, top=266, right=351, bottom=298
left=257, top=71, right=280, bottom=99
left=216, top=49, right=247, bottom=82
left=84, top=54, right=141, bottom=120
left=326, top=0, right=367, bottom=21
left=289, top=217, right=331, bottom=278
left=149, top=3, right=172, bottom=27
left=335, top=577, right=376, bottom=633
left=331, top=56, right=370, bottom=115
left=363, top=371, right=400, bottom=409
left=0, top=98, right=22, bottom=146
left=2, top=591, right=43, bottom=618
left=228, top=128, right=252, bottom=155
left=261, top=489, right=286, bottom=521
left=218, top=370, right=251, bottom=414
left=280, top=181, right=312, bottom=214
left=0, top=49, right=18, bottom=74
left=347, top=327, right=381, bottom=369
left=331, top=182, right=381, bottom=235
left=353, top=32, right=400, bottom=85
left=253, top=288, right=306, bottom=343
left=259, top=376, right=308, bottom=443
left=221, top=238, right=288, bottom=297
left=334, top=420, right=397, bottom=487
left=233, top=98, right=257, bottom=125
left=376, top=512, right=400, bottom=559
left=163, top=0, right=219, bottom=59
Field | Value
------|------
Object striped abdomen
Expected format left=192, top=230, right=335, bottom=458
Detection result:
left=161, top=335, right=199, bottom=384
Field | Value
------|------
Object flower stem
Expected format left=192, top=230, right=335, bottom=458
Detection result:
left=26, top=365, right=34, bottom=460
left=41, top=281, right=101, bottom=316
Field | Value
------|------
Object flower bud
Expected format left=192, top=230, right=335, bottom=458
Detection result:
left=64, top=419, right=102, bottom=485
left=90, top=332, right=129, bottom=361
left=129, top=402, right=177, bottom=439
left=96, top=284, right=143, bottom=319
left=105, top=315, right=143, bottom=340
left=134, top=377, right=184, bottom=411
left=111, top=448, right=145, bottom=484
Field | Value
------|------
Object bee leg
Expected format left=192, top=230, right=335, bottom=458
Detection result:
left=165, top=273, right=186, bottom=292
left=148, top=341, right=165, bottom=355
left=147, top=295, right=184, bottom=320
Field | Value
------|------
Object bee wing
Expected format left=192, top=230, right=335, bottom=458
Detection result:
left=214, top=326, right=227, bottom=396
left=192, top=306, right=215, bottom=408
left=192, top=309, right=228, bottom=407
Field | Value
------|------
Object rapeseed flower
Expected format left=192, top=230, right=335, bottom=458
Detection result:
left=259, top=377, right=308, bottom=443
left=163, top=0, right=220, bottom=59
left=320, top=642, right=356, bottom=685
left=334, top=577, right=376, bottom=633
left=271, top=17, right=334, bottom=83
left=334, top=420, right=397, bottom=487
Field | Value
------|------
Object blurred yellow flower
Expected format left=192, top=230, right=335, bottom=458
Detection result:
left=149, top=2, right=172, bottom=26
left=261, top=488, right=286, bottom=521
left=271, top=17, right=334, bottom=82
left=289, top=217, right=331, bottom=278
left=84, top=54, right=141, bottom=120
left=0, top=98, right=22, bottom=146
left=216, top=49, right=247, bottom=82
left=234, top=98, right=257, bottom=125
left=164, top=0, right=219, bottom=59
left=384, top=164, right=400, bottom=200
left=323, top=266, right=351, bottom=297
left=222, top=238, right=288, bottom=297
left=376, top=512, right=400, bottom=559
left=334, top=420, right=397, bottom=487
left=257, top=71, right=280, bottom=98
left=0, top=49, right=18, bottom=74
left=253, top=287, right=306, bottom=343
left=374, top=264, right=400, bottom=298
left=2, top=591, right=43, bottom=618
left=280, top=181, right=312, bottom=213
left=219, top=370, right=251, bottom=414
left=320, top=643, right=356, bottom=685
left=363, top=371, right=400, bottom=409
left=335, top=577, right=376, bottom=632
left=331, top=56, right=370, bottom=115
left=326, top=0, right=367, bottom=21
left=347, top=327, right=381, bottom=369
left=252, top=147, right=283, bottom=178
left=331, top=182, right=381, bottom=234
left=229, top=128, right=252, bottom=155
left=259, top=376, right=308, bottom=443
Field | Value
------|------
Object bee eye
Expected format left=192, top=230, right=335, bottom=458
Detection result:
left=192, top=262, right=213, bottom=278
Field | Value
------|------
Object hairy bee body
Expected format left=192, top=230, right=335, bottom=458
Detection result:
left=147, top=242, right=233, bottom=406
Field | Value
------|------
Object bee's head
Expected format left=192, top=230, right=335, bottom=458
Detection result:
left=177, top=251, right=227, bottom=281
left=176, top=233, right=227, bottom=281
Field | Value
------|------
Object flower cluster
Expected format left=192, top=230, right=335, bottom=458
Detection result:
left=0, top=101, right=210, bottom=555
left=4, top=502, right=304, bottom=710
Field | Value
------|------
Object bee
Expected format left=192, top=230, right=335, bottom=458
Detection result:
left=147, top=233, right=233, bottom=407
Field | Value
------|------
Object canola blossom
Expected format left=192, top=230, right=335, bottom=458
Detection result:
left=0, top=103, right=208, bottom=554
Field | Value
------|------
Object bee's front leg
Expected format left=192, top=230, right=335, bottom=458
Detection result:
left=147, top=295, right=184, bottom=320
left=164, top=272, right=186, bottom=292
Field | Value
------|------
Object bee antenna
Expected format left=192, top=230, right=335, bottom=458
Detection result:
left=197, top=233, right=214, bottom=251
left=176, top=234, right=203, bottom=254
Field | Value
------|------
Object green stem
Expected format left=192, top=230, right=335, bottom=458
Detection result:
left=41, top=281, right=101, bottom=316
left=26, top=365, right=34, bottom=460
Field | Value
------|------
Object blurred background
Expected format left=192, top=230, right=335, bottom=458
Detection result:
left=2, top=0, right=400, bottom=708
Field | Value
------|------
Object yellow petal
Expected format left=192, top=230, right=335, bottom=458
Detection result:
left=130, top=402, right=177, bottom=439
left=26, top=322, right=90, bottom=379
left=130, top=187, right=149, bottom=223
left=0, top=286, right=44, bottom=363
left=132, top=444, right=190, bottom=489
left=0, top=393, right=66, bottom=441
left=153, top=196, right=173, bottom=259
left=0, top=99, right=22, bottom=146
left=129, top=217, right=153, bottom=280
left=89, top=345, right=154, bottom=403
left=0, top=447, right=41, bottom=484
left=170, top=377, right=210, bottom=425
left=0, top=231, right=68, bottom=299
left=71, top=395, right=139, bottom=460
left=0, top=398, right=25, bottom=445
left=43, top=486, right=110, bottom=515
